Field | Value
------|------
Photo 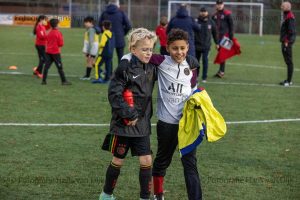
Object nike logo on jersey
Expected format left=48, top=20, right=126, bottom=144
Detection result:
left=133, top=75, right=140, bottom=79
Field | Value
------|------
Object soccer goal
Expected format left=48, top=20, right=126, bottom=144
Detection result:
left=168, top=1, right=264, bottom=36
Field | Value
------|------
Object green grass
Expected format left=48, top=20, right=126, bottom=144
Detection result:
left=0, top=26, right=300, bottom=200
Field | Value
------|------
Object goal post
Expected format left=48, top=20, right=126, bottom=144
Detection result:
left=168, top=1, right=264, bottom=36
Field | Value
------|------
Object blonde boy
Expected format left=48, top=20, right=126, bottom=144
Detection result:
left=99, top=28, right=157, bottom=200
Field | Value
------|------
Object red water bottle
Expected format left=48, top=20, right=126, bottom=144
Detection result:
left=122, top=89, right=134, bottom=125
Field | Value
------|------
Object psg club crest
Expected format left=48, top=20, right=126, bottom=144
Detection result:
left=184, top=68, right=190, bottom=76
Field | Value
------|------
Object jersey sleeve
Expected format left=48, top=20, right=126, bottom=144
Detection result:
left=149, top=54, right=165, bottom=66
left=190, top=70, right=198, bottom=89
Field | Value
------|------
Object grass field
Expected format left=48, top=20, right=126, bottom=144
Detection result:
left=0, top=26, right=299, bottom=200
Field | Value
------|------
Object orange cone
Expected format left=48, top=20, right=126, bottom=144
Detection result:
left=8, top=66, right=17, bottom=70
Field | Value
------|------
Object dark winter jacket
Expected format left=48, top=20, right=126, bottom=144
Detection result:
left=167, top=6, right=201, bottom=56
left=108, top=55, right=157, bottom=137
left=280, top=11, right=296, bottom=44
left=212, top=9, right=234, bottom=41
left=99, top=4, right=132, bottom=48
left=195, top=16, right=218, bottom=51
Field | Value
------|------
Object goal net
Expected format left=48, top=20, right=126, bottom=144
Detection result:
left=168, top=1, right=264, bottom=36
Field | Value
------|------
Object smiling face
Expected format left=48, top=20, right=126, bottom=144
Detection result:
left=131, top=37, right=154, bottom=63
left=167, top=40, right=189, bottom=64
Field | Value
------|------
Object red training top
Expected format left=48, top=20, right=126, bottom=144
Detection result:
left=156, top=25, right=167, bottom=47
left=35, top=24, right=47, bottom=46
left=46, top=28, right=64, bottom=54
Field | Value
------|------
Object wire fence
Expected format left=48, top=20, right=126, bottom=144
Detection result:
left=0, top=0, right=299, bottom=35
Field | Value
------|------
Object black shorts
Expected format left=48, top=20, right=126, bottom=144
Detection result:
left=102, top=134, right=151, bottom=159
left=86, top=54, right=96, bottom=58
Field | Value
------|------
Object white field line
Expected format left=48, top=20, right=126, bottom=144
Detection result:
left=0, top=118, right=299, bottom=127
left=205, top=80, right=300, bottom=88
left=0, top=123, right=109, bottom=127
left=0, top=51, right=299, bottom=72
left=1, top=71, right=300, bottom=88
left=0, top=52, right=81, bottom=57
left=226, top=118, right=300, bottom=124
left=226, top=62, right=300, bottom=72
left=0, top=71, right=79, bottom=78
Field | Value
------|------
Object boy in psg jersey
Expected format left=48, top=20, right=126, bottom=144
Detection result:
left=121, top=28, right=201, bottom=200
left=150, top=29, right=201, bottom=200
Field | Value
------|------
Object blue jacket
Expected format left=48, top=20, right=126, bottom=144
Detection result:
left=167, top=7, right=201, bottom=56
left=99, top=4, right=132, bottom=48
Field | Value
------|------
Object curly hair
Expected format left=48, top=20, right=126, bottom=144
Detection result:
left=167, top=28, right=189, bottom=45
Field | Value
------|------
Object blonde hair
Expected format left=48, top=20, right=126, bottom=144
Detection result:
left=127, top=28, right=157, bottom=51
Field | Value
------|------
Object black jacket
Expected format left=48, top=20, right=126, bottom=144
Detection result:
left=195, top=16, right=218, bottom=51
left=108, top=55, right=157, bottom=137
left=280, top=11, right=296, bottom=44
left=212, top=9, right=234, bottom=41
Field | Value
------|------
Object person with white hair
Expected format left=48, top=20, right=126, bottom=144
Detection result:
left=279, top=1, right=296, bottom=86
left=109, top=0, right=119, bottom=7
left=99, top=0, right=132, bottom=64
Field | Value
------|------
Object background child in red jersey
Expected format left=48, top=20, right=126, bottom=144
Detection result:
left=33, top=15, right=47, bottom=78
left=155, top=16, right=168, bottom=55
left=42, top=18, right=71, bottom=85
